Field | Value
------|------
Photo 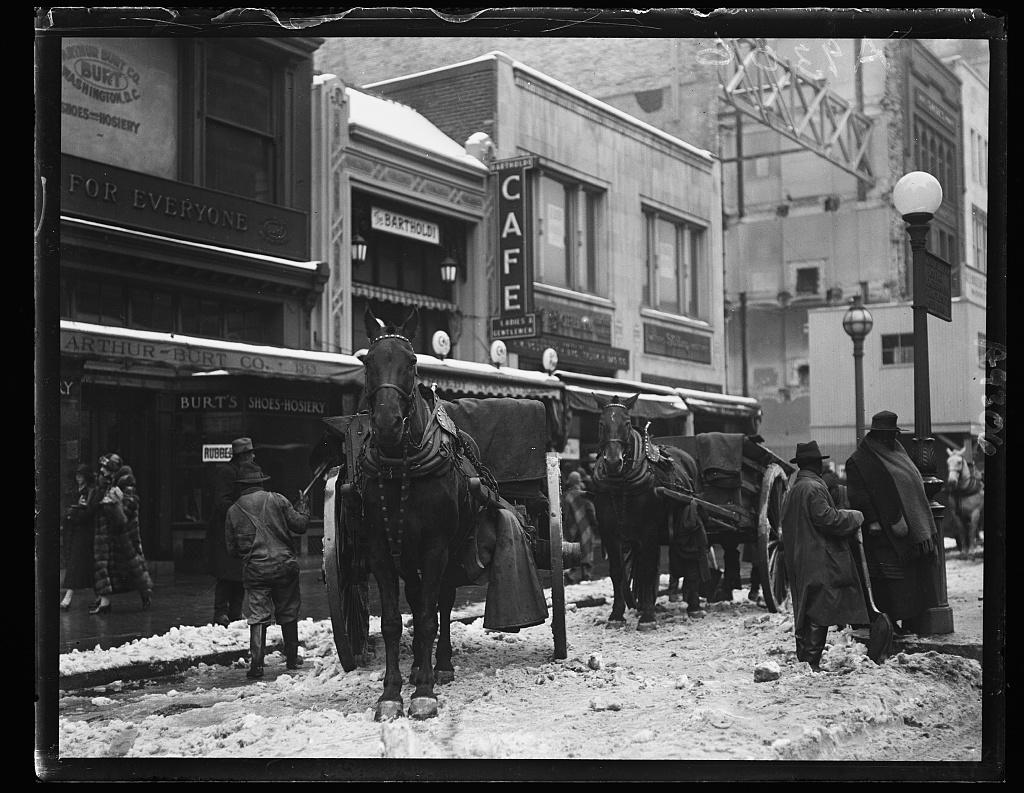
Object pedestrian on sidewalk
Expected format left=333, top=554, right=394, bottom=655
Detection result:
left=61, top=464, right=101, bottom=610
left=845, top=410, right=939, bottom=635
left=206, top=437, right=252, bottom=627
left=225, top=461, right=310, bottom=679
left=90, top=453, right=154, bottom=615
left=782, top=441, right=866, bottom=671
left=562, top=471, right=595, bottom=584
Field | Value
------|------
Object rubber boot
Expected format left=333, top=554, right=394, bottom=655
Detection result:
left=805, top=623, right=828, bottom=672
left=247, top=623, right=267, bottom=679
left=281, top=621, right=303, bottom=670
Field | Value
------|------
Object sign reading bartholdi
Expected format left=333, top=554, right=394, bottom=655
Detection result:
left=491, top=155, right=537, bottom=338
left=371, top=206, right=440, bottom=245
left=61, top=154, right=309, bottom=260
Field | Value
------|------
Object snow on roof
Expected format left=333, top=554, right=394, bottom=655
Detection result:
left=345, top=86, right=489, bottom=172
left=366, top=50, right=714, bottom=163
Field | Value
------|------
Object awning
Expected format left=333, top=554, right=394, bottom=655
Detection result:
left=60, top=320, right=365, bottom=386
left=416, top=355, right=564, bottom=401
left=554, top=369, right=689, bottom=420
left=352, top=282, right=460, bottom=313
left=674, top=389, right=761, bottom=419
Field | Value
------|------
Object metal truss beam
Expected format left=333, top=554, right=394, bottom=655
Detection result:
left=718, top=38, right=876, bottom=187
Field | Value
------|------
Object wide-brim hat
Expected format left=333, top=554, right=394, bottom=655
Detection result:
left=868, top=410, right=906, bottom=433
left=231, top=437, right=254, bottom=456
left=235, top=461, right=270, bottom=484
left=790, top=440, right=830, bottom=464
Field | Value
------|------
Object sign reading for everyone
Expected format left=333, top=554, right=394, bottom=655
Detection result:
left=508, top=336, right=630, bottom=371
left=916, top=251, right=953, bottom=322
left=496, top=158, right=535, bottom=319
left=371, top=206, right=440, bottom=245
left=536, top=299, right=613, bottom=345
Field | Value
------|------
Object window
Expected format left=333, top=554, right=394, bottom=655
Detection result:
left=643, top=209, right=707, bottom=319
left=537, top=173, right=604, bottom=295
left=202, top=46, right=278, bottom=202
left=129, top=287, right=175, bottom=332
left=882, top=333, right=915, bottom=366
left=913, top=116, right=956, bottom=200
left=795, top=267, right=820, bottom=296
left=972, top=206, right=988, bottom=272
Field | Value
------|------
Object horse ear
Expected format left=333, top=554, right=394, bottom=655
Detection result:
left=624, top=393, right=640, bottom=411
left=401, top=307, right=419, bottom=340
left=593, top=391, right=610, bottom=410
left=364, top=305, right=385, bottom=341
left=947, top=448, right=954, bottom=458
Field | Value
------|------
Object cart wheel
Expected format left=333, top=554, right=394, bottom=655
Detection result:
left=758, top=473, right=790, bottom=613
left=323, top=470, right=370, bottom=672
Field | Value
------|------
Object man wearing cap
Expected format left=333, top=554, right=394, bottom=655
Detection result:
left=206, top=438, right=253, bottom=628
left=782, top=440, right=867, bottom=671
left=561, top=470, right=596, bottom=584
left=225, top=460, right=310, bottom=679
left=845, top=411, right=939, bottom=634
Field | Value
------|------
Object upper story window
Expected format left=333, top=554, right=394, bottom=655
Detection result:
left=202, top=46, right=278, bottom=203
left=913, top=116, right=957, bottom=201
left=972, top=206, right=988, bottom=273
left=536, top=172, right=605, bottom=296
left=881, top=333, right=915, bottom=366
left=643, top=208, right=707, bottom=320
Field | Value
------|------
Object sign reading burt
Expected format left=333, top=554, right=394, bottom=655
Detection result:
left=491, top=155, right=537, bottom=322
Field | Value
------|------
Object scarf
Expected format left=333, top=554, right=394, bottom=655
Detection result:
left=862, top=436, right=937, bottom=560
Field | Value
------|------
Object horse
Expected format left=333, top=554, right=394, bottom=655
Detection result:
left=942, top=446, right=984, bottom=553
left=589, top=393, right=702, bottom=629
left=356, top=305, right=480, bottom=721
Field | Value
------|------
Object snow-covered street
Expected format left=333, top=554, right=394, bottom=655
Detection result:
left=56, top=556, right=986, bottom=764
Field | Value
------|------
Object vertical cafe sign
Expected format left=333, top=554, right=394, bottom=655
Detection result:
left=490, top=155, right=538, bottom=338
left=61, top=37, right=180, bottom=179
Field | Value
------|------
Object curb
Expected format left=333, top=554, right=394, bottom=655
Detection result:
left=849, top=629, right=983, bottom=663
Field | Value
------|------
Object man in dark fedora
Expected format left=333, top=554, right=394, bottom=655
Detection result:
left=225, top=460, right=310, bottom=679
left=207, top=437, right=255, bottom=627
left=845, top=410, right=939, bottom=634
left=782, top=440, right=867, bottom=671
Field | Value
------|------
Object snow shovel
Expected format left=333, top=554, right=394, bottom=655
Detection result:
left=853, top=528, right=894, bottom=664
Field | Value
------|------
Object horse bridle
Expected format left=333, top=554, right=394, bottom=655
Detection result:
left=365, top=333, right=418, bottom=444
left=598, top=403, right=635, bottom=467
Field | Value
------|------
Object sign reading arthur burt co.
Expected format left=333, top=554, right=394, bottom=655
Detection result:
left=491, top=155, right=537, bottom=337
left=62, top=154, right=309, bottom=260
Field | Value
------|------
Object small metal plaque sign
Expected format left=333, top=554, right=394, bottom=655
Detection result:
left=917, top=251, right=952, bottom=322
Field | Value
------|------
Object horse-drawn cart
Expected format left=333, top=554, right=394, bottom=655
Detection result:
left=651, top=433, right=796, bottom=612
left=319, top=397, right=574, bottom=674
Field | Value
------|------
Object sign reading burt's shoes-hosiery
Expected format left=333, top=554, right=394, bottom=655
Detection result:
left=490, top=155, right=539, bottom=340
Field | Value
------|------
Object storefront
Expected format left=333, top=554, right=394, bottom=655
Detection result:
left=60, top=321, right=363, bottom=570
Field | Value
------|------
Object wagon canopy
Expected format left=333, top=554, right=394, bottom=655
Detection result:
left=554, top=370, right=690, bottom=421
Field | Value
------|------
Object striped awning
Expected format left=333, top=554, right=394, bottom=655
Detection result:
left=351, top=282, right=459, bottom=313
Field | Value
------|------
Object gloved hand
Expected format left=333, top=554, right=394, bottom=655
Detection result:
left=294, top=492, right=310, bottom=513
left=867, top=521, right=882, bottom=535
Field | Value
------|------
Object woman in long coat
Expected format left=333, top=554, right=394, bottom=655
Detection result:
left=61, top=464, right=100, bottom=610
left=90, top=453, right=154, bottom=614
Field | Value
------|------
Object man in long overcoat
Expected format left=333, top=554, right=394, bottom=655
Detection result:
left=782, top=441, right=867, bottom=671
left=207, top=437, right=252, bottom=627
left=845, top=410, right=939, bottom=633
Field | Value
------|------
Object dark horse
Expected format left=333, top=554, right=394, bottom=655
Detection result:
left=357, top=306, right=478, bottom=721
left=590, top=393, right=702, bottom=629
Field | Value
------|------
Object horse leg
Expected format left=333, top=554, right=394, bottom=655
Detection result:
left=402, top=571, right=423, bottom=684
left=636, top=544, right=659, bottom=631
left=369, top=560, right=405, bottom=722
left=433, top=577, right=456, bottom=685
left=604, top=536, right=627, bottom=626
left=408, top=548, right=446, bottom=719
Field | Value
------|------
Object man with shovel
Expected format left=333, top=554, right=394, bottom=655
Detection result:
left=782, top=441, right=872, bottom=671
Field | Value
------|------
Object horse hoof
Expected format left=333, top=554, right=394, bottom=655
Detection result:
left=434, top=669, right=454, bottom=685
left=374, top=700, right=405, bottom=722
left=637, top=620, right=658, bottom=632
left=605, top=618, right=627, bottom=629
left=409, top=697, right=438, bottom=720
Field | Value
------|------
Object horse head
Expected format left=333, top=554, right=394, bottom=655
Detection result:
left=946, top=446, right=967, bottom=490
left=363, top=305, right=420, bottom=452
left=596, top=392, right=639, bottom=475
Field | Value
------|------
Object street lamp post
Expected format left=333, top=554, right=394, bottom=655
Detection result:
left=842, top=294, right=874, bottom=444
left=892, top=170, right=954, bottom=635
